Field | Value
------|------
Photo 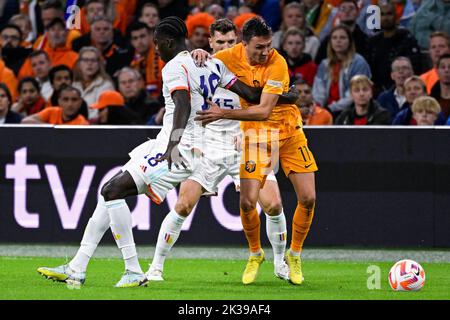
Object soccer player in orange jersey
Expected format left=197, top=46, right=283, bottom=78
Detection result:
left=195, top=17, right=318, bottom=285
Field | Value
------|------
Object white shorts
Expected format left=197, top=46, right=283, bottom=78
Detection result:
left=122, top=139, right=220, bottom=203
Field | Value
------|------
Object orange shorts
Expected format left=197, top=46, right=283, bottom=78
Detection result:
left=240, top=132, right=318, bottom=185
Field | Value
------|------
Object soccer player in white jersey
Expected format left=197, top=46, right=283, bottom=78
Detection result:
left=146, top=19, right=291, bottom=285
left=36, top=17, right=279, bottom=288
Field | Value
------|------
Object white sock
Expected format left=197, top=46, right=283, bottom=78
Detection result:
left=106, top=199, right=142, bottom=274
left=69, top=196, right=110, bottom=273
left=151, top=209, right=186, bottom=272
left=265, top=211, right=287, bottom=265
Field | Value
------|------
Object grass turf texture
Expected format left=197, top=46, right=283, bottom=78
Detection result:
left=1, top=257, right=449, bottom=300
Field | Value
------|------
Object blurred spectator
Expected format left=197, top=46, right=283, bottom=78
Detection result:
left=392, top=75, right=436, bottom=124
left=377, top=56, right=414, bottom=118
left=0, top=82, right=22, bottom=124
left=315, top=0, right=370, bottom=64
left=11, top=77, right=47, bottom=116
left=80, top=0, right=128, bottom=36
left=0, top=0, right=20, bottom=31
left=129, top=22, right=164, bottom=98
left=295, top=79, right=332, bottom=125
left=48, top=64, right=72, bottom=106
left=312, top=25, right=372, bottom=115
left=409, top=0, right=450, bottom=50
left=335, top=75, right=391, bottom=125
left=280, top=27, right=317, bottom=86
left=18, top=50, right=53, bottom=101
left=233, top=12, right=258, bottom=42
left=72, top=46, right=115, bottom=120
left=207, top=4, right=225, bottom=20
left=186, top=13, right=216, bottom=52
left=0, top=24, right=32, bottom=76
left=304, top=0, right=335, bottom=39
left=0, top=57, right=18, bottom=102
left=241, top=0, right=281, bottom=31
left=273, top=2, right=320, bottom=60
left=367, top=1, right=423, bottom=94
left=138, top=3, right=160, bottom=30
left=117, top=67, right=162, bottom=124
left=411, top=96, right=442, bottom=125
left=72, top=16, right=133, bottom=77
left=420, top=32, right=450, bottom=93
left=430, top=53, right=450, bottom=119
left=89, top=90, right=128, bottom=124
left=21, top=85, right=89, bottom=125
left=33, top=0, right=82, bottom=51
left=9, top=14, right=34, bottom=47
left=141, top=0, right=189, bottom=21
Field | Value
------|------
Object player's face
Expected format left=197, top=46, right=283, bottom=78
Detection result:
left=30, top=55, right=51, bottom=79
left=351, top=84, right=372, bottom=107
left=153, top=32, right=171, bottom=62
left=0, top=88, right=10, bottom=114
left=209, top=31, right=237, bottom=53
left=429, top=37, right=449, bottom=64
left=283, top=8, right=304, bottom=28
left=330, top=29, right=350, bottom=55
left=53, top=70, right=72, bottom=90
left=391, top=60, right=413, bottom=86
left=140, top=6, right=160, bottom=28
left=437, top=58, right=450, bottom=85
left=20, top=82, right=40, bottom=106
left=282, top=34, right=304, bottom=59
left=413, top=109, right=438, bottom=126
left=59, top=90, right=82, bottom=117
left=244, top=35, right=273, bottom=65
left=405, top=81, right=425, bottom=104
left=131, top=28, right=152, bottom=55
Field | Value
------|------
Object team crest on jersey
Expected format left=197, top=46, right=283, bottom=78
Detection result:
left=245, top=160, right=256, bottom=173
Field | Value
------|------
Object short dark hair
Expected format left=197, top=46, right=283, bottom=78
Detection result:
left=437, top=53, right=450, bottom=68
left=46, top=17, right=66, bottom=30
left=18, top=77, right=40, bottom=93
left=155, top=16, right=188, bottom=41
left=41, top=0, right=64, bottom=12
left=49, top=65, right=73, bottom=85
left=209, top=18, right=237, bottom=36
left=0, top=83, right=13, bottom=106
left=242, top=17, right=272, bottom=43
left=59, top=85, right=81, bottom=97
left=1, top=24, right=23, bottom=39
left=128, top=21, right=152, bottom=36
left=29, top=50, right=50, bottom=61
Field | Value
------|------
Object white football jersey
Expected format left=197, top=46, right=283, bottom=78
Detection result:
left=155, top=51, right=237, bottom=151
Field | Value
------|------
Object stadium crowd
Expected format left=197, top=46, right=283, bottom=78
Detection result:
left=0, top=0, right=449, bottom=126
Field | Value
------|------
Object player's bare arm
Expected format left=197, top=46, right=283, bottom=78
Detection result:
left=195, top=92, right=279, bottom=125
left=158, top=89, right=191, bottom=170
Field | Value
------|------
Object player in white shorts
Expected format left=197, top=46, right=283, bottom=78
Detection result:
left=145, top=19, right=293, bottom=284
left=36, top=17, right=288, bottom=288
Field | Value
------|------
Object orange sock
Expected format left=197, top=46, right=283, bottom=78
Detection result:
left=240, top=208, right=261, bottom=253
left=291, top=202, right=315, bottom=253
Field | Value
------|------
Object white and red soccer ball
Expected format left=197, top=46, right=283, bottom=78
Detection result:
left=388, top=259, right=426, bottom=291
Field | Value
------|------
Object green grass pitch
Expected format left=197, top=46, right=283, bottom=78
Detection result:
left=1, top=257, right=449, bottom=300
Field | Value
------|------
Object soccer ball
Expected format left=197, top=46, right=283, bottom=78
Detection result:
left=388, top=259, right=426, bottom=291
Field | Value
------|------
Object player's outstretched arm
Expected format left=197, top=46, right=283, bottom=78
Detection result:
left=228, top=81, right=298, bottom=105
left=158, top=89, right=191, bottom=170
left=195, top=92, right=279, bottom=125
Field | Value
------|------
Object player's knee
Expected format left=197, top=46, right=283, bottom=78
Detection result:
left=298, top=193, right=316, bottom=210
left=240, top=197, right=257, bottom=212
left=101, top=181, right=121, bottom=201
left=263, top=200, right=283, bottom=216
left=174, top=200, right=194, bottom=217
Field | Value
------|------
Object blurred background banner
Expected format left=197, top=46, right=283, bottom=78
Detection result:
left=1, top=126, right=449, bottom=247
